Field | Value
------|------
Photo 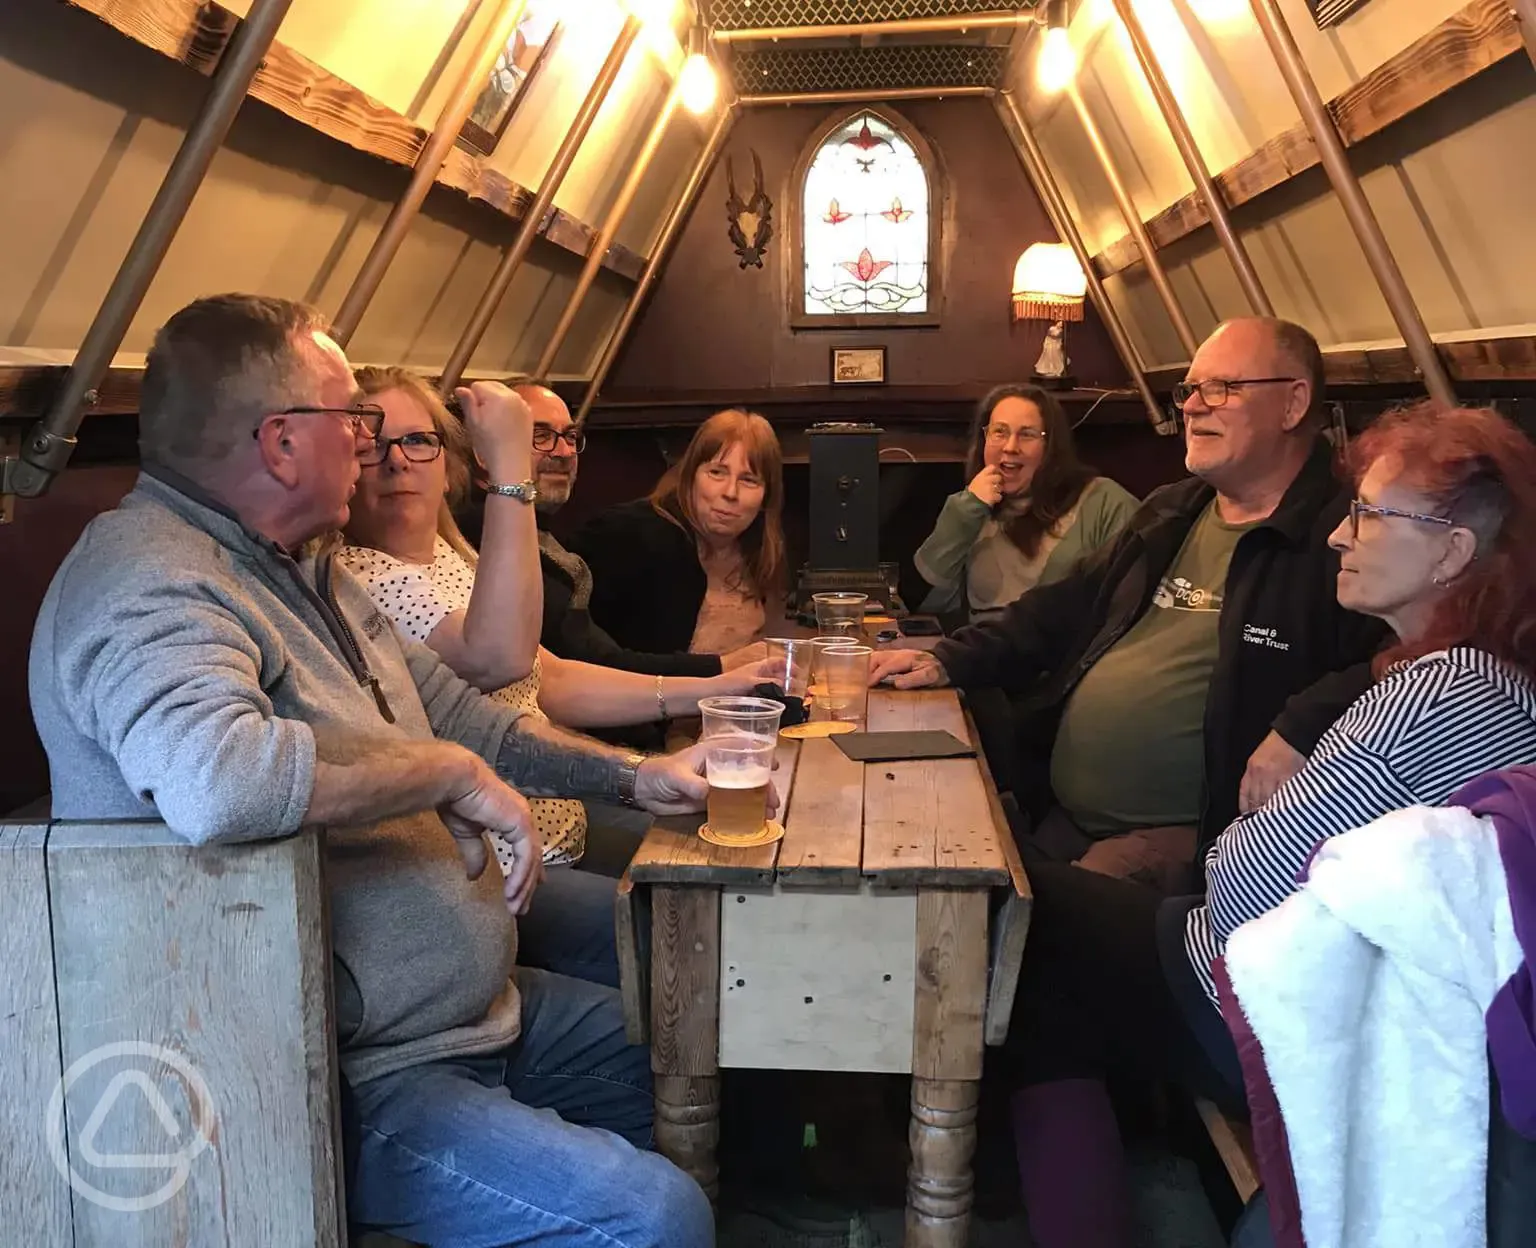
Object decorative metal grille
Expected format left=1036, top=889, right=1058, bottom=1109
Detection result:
left=708, top=0, right=1008, bottom=29
left=1306, top=0, right=1371, bottom=27
left=732, top=44, right=1008, bottom=94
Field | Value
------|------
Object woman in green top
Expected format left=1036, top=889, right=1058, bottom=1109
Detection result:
left=914, top=384, right=1139, bottom=623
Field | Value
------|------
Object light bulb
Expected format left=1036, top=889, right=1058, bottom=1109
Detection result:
left=678, top=53, right=718, bottom=115
left=1037, top=25, right=1077, bottom=93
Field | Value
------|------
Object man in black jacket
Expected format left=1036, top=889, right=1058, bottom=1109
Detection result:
left=872, top=318, right=1388, bottom=889
left=458, top=383, right=758, bottom=679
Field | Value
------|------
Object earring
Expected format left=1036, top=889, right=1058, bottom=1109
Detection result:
left=1432, top=574, right=1448, bottom=587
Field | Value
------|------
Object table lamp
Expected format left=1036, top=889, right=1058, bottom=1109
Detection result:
left=1012, top=241, right=1087, bottom=388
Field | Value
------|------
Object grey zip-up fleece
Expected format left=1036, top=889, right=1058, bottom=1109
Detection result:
left=29, top=469, right=603, bottom=1085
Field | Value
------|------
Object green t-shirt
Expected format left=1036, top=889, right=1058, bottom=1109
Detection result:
left=1049, top=500, right=1258, bottom=834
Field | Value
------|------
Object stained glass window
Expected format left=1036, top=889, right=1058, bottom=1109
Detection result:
left=801, top=112, right=929, bottom=317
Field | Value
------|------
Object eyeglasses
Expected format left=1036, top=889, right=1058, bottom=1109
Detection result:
left=983, top=425, right=1047, bottom=445
left=358, top=431, right=445, bottom=466
left=1171, top=378, right=1300, bottom=408
left=253, top=404, right=386, bottom=441
left=533, top=424, right=586, bottom=454
left=1347, top=498, right=1456, bottom=540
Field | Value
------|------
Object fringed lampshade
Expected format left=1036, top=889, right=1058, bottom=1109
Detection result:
left=1011, top=243, right=1087, bottom=323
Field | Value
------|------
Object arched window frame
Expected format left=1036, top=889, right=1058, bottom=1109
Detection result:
left=786, top=104, right=946, bottom=330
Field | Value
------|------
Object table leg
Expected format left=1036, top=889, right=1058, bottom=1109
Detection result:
left=907, top=887, right=989, bottom=1247
left=654, top=1073, right=721, bottom=1199
left=906, top=1077, right=980, bottom=1247
left=649, top=885, right=721, bottom=1202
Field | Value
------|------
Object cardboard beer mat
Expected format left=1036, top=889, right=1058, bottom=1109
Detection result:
left=699, top=819, right=786, bottom=848
left=780, top=721, right=858, bottom=740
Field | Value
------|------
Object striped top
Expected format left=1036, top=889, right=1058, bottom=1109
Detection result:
left=1185, top=647, right=1536, bottom=1006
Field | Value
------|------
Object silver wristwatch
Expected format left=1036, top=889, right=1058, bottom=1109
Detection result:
left=485, top=479, right=539, bottom=503
left=616, top=752, right=647, bottom=807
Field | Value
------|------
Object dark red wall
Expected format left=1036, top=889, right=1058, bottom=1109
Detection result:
left=605, top=97, right=1130, bottom=398
left=1, top=462, right=139, bottom=813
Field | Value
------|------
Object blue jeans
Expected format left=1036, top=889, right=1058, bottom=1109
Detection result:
left=515, top=804, right=652, bottom=989
left=347, top=967, right=713, bottom=1248
left=518, top=865, right=622, bottom=988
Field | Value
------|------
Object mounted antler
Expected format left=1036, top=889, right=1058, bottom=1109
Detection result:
left=725, top=149, right=774, bottom=269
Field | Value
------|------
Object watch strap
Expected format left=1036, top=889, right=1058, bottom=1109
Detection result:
left=616, top=752, right=646, bottom=807
left=485, top=479, right=539, bottom=502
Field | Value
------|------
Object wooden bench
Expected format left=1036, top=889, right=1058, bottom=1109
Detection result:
left=1, top=820, right=345, bottom=1246
left=1196, top=1097, right=1261, bottom=1203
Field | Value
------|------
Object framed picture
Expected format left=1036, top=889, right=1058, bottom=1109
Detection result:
left=458, top=5, right=561, bottom=157
left=831, top=346, right=886, bottom=385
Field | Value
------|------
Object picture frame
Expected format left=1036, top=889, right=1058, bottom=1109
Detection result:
left=830, top=346, right=886, bottom=386
left=458, top=6, right=561, bottom=157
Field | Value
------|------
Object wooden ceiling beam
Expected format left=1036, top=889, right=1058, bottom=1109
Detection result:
left=10, top=330, right=1536, bottom=424
left=59, top=0, right=644, bottom=281
left=1089, top=0, right=1522, bottom=278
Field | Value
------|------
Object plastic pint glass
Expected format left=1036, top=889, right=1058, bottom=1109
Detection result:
left=812, top=591, right=867, bottom=640
left=697, top=696, right=784, bottom=841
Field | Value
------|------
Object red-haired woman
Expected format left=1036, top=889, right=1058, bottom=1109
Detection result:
left=999, top=401, right=1536, bottom=1248
left=572, top=409, right=786, bottom=659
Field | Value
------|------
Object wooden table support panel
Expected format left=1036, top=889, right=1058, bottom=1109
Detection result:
left=649, top=886, right=722, bottom=1201
left=614, top=869, right=650, bottom=1044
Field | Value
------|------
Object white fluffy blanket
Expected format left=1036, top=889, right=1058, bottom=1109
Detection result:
left=1222, top=804, right=1522, bottom=1248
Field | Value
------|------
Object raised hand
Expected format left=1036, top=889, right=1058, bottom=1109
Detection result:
left=455, top=380, right=534, bottom=482
left=967, top=464, right=1005, bottom=508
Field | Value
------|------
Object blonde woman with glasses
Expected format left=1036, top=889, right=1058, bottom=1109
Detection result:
left=339, top=369, right=771, bottom=985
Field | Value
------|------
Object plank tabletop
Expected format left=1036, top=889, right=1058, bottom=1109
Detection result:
left=629, top=688, right=1014, bottom=889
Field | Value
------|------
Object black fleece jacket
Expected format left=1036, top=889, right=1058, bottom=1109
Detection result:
left=934, top=439, right=1390, bottom=851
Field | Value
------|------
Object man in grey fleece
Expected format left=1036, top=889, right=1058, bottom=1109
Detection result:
left=28, top=294, right=715, bottom=1247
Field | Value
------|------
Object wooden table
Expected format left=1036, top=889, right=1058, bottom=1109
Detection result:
left=616, top=688, right=1032, bottom=1248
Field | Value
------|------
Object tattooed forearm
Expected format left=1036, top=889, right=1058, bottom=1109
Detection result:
left=495, top=714, right=628, bottom=800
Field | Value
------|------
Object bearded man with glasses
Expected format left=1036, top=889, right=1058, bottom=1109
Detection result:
left=872, top=316, right=1389, bottom=892
left=452, top=381, right=760, bottom=690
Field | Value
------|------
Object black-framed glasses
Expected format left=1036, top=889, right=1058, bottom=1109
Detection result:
left=1347, top=498, right=1456, bottom=540
left=359, top=431, right=445, bottom=466
left=1171, top=377, right=1300, bottom=408
left=533, top=424, right=586, bottom=454
left=983, top=425, right=1047, bottom=445
left=253, top=403, right=386, bottom=441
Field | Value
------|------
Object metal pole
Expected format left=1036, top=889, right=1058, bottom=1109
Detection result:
left=576, top=104, right=737, bottom=423
left=440, top=16, right=641, bottom=392
left=1069, top=84, right=1198, bottom=355
left=332, top=0, right=530, bottom=344
left=1108, top=0, right=1273, bottom=316
left=994, top=92, right=1168, bottom=430
left=740, top=85, right=995, bottom=107
left=534, top=81, right=683, bottom=377
left=1248, top=0, right=1454, bottom=403
left=715, top=10, right=1028, bottom=41
left=1, top=0, right=294, bottom=500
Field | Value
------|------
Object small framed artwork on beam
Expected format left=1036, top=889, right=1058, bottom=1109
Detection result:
left=831, top=346, right=886, bottom=385
left=458, top=5, right=561, bottom=157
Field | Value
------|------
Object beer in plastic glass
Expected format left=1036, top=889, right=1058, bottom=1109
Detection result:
left=697, top=696, right=784, bottom=841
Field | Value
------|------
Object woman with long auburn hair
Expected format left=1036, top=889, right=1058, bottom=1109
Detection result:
left=996, top=400, right=1536, bottom=1248
left=573, top=408, right=786, bottom=658
left=913, top=383, right=1138, bottom=622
